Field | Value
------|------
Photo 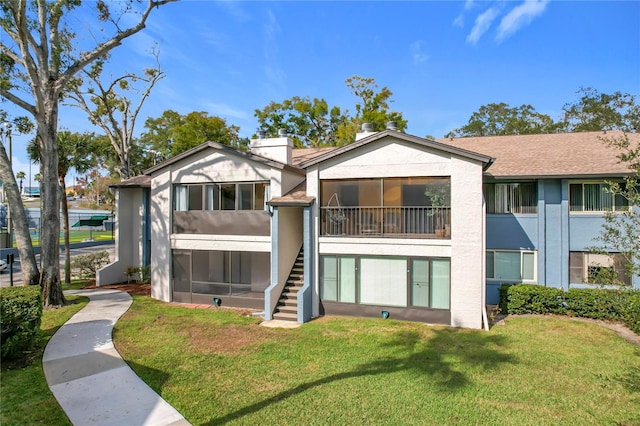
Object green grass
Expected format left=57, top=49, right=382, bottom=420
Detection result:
left=115, top=298, right=640, bottom=426
left=0, top=295, right=89, bottom=426
left=26, top=230, right=114, bottom=247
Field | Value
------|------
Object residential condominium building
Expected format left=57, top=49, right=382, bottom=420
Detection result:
left=98, top=126, right=639, bottom=330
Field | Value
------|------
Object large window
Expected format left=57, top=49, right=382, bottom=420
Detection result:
left=321, top=255, right=450, bottom=309
left=320, top=177, right=451, bottom=237
left=484, top=182, right=537, bottom=214
left=569, top=182, right=628, bottom=212
left=486, top=250, right=536, bottom=282
left=569, top=252, right=631, bottom=286
left=175, top=182, right=269, bottom=211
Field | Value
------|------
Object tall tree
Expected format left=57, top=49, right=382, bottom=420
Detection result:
left=254, top=97, right=348, bottom=147
left=139, top=110, right=243, bottom=158
left=66, top=48, right=165, bottom=179
left=446, top=103, right=560, bottom=138
left=1, top=0, right=174, bottom=306
left=16, top=170, right=25, bottom=193
left=254, top=76, right=408, bottom=148
left=561, top=87, right=639, bottom=133
left=28, top=131, right=93, bottom=285
left=591, top=133, right=640, bottom=285
left=0, top=114, right=39, bottom=285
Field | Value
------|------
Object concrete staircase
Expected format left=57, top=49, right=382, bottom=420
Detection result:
left=272, top=248, right=304, bottom=321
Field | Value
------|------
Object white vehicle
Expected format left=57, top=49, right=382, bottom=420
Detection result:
left=0, top=258, right=7, bottom=272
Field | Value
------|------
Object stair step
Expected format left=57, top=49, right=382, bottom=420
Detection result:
left=279, top=299, right=297, bottom=307
left=273, top=312, right=297, bottom=321
left=281, top=292, right=298, bottom=299
left=287, top=279, right=303, bottom=285
left=277, top=305, right=297, bottom=313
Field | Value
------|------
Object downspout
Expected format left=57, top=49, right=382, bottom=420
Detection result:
left=481, top=190, right=489, bottom=331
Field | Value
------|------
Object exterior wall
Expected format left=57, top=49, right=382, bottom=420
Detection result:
left=449, top=157, right=485, bottom=329
left=150, top=146, right=291, bottom=304
left=150, top=168, right=172, bottom=302
left=97, top=187, right=144, bottom=286
left=569, top=215, right=608, bottom=251
left=309, top=138, right=485, bottom=329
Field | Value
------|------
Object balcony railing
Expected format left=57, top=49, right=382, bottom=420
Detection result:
left=320, top=206, right=451, bottom=238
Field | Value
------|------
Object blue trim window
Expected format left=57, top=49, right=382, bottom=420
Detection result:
left=569, top=182, right=628, bottom=212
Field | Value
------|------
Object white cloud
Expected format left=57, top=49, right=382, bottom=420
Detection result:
left=466, top=7, right=499, bottom=45
left=453, top=14, right=465, bottom=28
left=410, top=41, right=429, bottom=64
left=263, top=9, right=286, bottom=95
left=496, top=0, right=550, bottom=42
left=203, top=102, right=249, bottom=121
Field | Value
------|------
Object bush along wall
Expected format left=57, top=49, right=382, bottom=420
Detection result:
left=500, top=284, right=640, bottom=335
left=0, top=286, right=43, bottom=360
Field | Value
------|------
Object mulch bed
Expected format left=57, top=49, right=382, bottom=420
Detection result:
left=83, top=283, right=151, bottom=297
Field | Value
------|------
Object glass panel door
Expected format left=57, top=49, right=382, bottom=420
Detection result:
left=321, top=257, right=338, bottom=301
left=411, top=259, right=429, bottom=307
left=431, top=259, right=450, bottom=309
left=338, top=257, right=356, bottom=303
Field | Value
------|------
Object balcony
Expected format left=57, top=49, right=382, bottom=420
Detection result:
left=320, top=206, right=451, bottom=238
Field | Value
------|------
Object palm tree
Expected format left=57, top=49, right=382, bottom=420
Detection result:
left=16, top=171, right=25, bottom=194
left=28, top=131, right=93, bottom=285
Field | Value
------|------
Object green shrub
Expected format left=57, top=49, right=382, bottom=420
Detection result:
left=140, top=265, right=151, bottom=284
left=71, top=250, right=110, bottom=279
left=500, top=284, right=640, bottom=335
left=501, top=284, right=565, bottom=315
left=565, top=288, right=626, bottom=320
left=1, top=286, right=43, bottom=360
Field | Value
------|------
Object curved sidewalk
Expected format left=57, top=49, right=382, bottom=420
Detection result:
left=43, top=289, right=190, bottom=426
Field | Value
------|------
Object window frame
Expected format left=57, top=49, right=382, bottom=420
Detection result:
left=174, top=181, right=270, bottom=211
left=483, top=181, right=538, bottom=214
left=569, top=180, right=629, bottom=213
left=320, top=254, right=451, bottom=310
left=485, top=249, right=537, bottom=283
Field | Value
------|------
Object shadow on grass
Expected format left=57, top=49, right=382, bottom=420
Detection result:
left=204, top=327, right=516, bottom=425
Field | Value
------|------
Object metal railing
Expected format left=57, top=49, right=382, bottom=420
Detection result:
left=321, top=206, right=451, bottom=238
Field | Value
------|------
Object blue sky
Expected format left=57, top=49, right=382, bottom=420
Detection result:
left=4, top=0, right=640, bottom=185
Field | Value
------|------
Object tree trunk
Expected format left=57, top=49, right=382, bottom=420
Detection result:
left=0, top=144, right=40, bottom=285
left=60, top=177, right=71, bottom=285
left=38, top=107, right=65, bottom=307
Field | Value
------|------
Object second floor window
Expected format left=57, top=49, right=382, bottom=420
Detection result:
left=175, top=182, right=269, bottom=211
left=569, top=182, right=628, bottom=212
left=484, top=182, right=537, bottom=214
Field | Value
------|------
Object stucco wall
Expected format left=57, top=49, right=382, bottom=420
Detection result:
left=308, top=137, right=485, bottom=329
left=97, top=187, right=143, bottom=285
left=450, top=157, right=485, bottom=329
left=150, top=169, right=172, bottom=302
left=486, top=215, right=537, bottom=250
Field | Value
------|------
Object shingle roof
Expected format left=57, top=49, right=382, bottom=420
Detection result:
left=268, top=181, right=315, bottom=206
left=438, top=130, right=637, bottom=179
left=110, top=174, right=151, bottom=188
left=291, top=147, right=333, bottom=167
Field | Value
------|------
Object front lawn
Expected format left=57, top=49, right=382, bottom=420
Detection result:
left=115, top=298, right=640, bottom=425
left=0, top=296, right=89, bottom=426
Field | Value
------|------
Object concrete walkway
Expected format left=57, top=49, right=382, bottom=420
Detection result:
left=43, top=289, right=190, bottom=426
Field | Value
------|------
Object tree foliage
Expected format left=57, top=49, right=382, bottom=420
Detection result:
left=0, top=0, right=175, bottom=306
left=65, top=48, right=165, bottom=179
left=592, top=133, right=640, bottom=285
left=27, top=131, right=94, bottom=284
left=446, top=103, right=560, bottom=138
left=562, top=87, right=639, bottom=133
left=139, top=110, right=244, bottom=158
left=254, top=75, right=408, bottom=147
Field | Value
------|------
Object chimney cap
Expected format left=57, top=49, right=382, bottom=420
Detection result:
left=362, top=123, right=374, bottom=132
left=386, top=121, right=397, bottom=131
left=278, top=128, right=288, bottom=137
left=257, top=129, right=266, bottom=139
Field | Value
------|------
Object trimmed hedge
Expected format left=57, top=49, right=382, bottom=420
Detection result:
left=1, top=286, right=43, bottom=360
left=500, top=284, right=640, bottom=335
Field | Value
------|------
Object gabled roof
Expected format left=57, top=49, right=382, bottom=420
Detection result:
left=298, top=129, right=495, bottom=170
left=439, top=130, right=637, bottom=179
left=144, top=141, right=305, bottom=176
